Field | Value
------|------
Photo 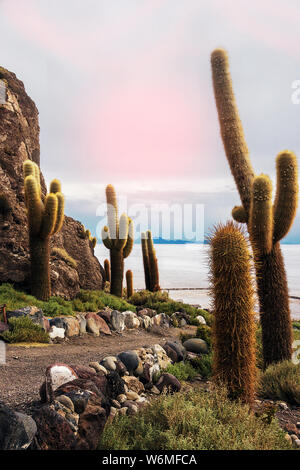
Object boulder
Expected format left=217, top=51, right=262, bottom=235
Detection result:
left=163, top=344, right=178, bottom=363
left=89, top=362, right=108, bottom=375
left=49, top=317, right=67, bottom=330
left=101, top=356, right=118, bottom=372
left=123, top=311, right=140, bottom=329
left=156, top=373, right=181, bottom=394
left=183, top=338, right=208, bottom=354
left=122, top=375, right=145, bottom=394
left=137, top=308, right=157, bottom=318
left=195, top=315, right=207, bottom=325
left=86, top=312, right=111, bottom=336
left=64, top=317, right=80, bottom=337
left=0, top=403, right=37, bottom=450
left=33, top=405, right=77, bottom=450
left=97, top=309, right=112, bottom=326
left=165, top=341, right=186, bottom=362
left=153, top=313, right=170, bottom=328
left=140, top=315, right=153, bottom=330
left=77, top=315, right=87, bottom=335
left=49, top=325, right=65, bottom=340
left=77, top=395, right=108, bottom=450
left=106, top=372, right=126, bottom=399
left=41, top=364, right=78, bottom=402
left=110, top=310, right=125, bottom=332
left=118, top=351, right=139, bottom=372
left=151, top=344, right=172, bottom=369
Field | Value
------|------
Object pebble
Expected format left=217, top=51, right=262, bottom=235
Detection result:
left=294, top=439, right=300, bottom=448
left=56, top=395, right=75, bottom=412
left=126, top=391, right=139, bottom=401
left=111, top=399, right=121, bottom=409
left=117, top=394, right=127, bottom=404
left=296, top=422, right=300, bottom=429
left=119, top=407, right=128, bottom=416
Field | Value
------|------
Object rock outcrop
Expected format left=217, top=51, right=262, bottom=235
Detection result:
left=0, top=66, right=104, bottom=298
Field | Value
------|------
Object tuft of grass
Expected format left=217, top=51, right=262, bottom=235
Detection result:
left=99, top=387, right=291, bottom=450
left=51, top=247, right=77, bottom=269
left=258, top=361, right=300, bottom=405
left=1, top=316, right=49, bottom=344
left=74, top=290, right=136, bottom=313
left=188, top=353, right=213, bottom=379
left=163, top=362, right=198, bottom=382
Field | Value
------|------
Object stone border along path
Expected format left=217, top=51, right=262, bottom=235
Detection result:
left=0, top=332, right=208, bottom=450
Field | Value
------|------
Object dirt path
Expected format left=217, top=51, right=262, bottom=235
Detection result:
left=0, top=327, right=184, bottom=413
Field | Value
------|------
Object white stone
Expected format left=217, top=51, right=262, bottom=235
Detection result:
left=196, top=315, right=206, bottom=325
left=49, top=365, right=77, bottom=391
left=49, top=326, right=65, bottom=339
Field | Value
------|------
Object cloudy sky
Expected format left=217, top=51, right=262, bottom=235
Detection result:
left=0, top=0, right=300, bottom=241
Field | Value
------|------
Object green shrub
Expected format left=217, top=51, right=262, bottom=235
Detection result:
left=51, top=247, right=77, bottom=269
left=188, top=353, right=213, bottom=379
left=99, top=387, right=291, bottom=450
left=42, top=297, right=74, bottom=317
left=73, top=290, right=136, bottom=313
left=129, top=290, right=170, bottom=306
left=164, top=362, right=198, bottom=382
left=258, top=361, right=300, bottom=405
left=1, top=316, right=49, bottom=343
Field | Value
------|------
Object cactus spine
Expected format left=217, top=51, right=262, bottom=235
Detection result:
left=210, top=222, right=256, bottom=405
left=23, top=159, right=65, bottom=301
left=211, top=49, right=298, bottom=368
left=101, top=185, right=134, bottom=297
left=141, top=231, right=160, bottom=292
left=126, top=269, right=133, bottom=298
left=104, top=258, right=111, bottom=283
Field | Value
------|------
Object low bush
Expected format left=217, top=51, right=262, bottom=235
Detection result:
left=1, top=316, right=49, bottom=344
left=130, top=290, right=212, bottom=325
left=74, top=290, right=136, bottom=313
left=164, top=362, right=198, bottom=381
left=99, top=387, right=291, bottom=450
left=258, top=361, right=300, bottom=405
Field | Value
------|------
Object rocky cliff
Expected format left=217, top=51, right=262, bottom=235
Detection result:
left=0, top=66, right=104, bottom=298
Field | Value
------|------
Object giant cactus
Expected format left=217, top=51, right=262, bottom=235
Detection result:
left=211, top=49, right=299, bottom=367
left=141, top=230, right=160, bottom=292
left=23, top=159, right=65, bottom=301
left=210, top=222, right=256, bottom=405
left=101, top=185, right=134, bottom=297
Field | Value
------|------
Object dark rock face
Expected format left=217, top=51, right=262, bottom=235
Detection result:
left=0, top=402, right=37, bottom=450
left=33, top=405, right=77, bottom=451
left=0, top=66, right=104, bottom=299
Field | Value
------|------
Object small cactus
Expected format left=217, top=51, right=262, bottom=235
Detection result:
left=141, top=231, right=160, bottom=292
left=23, top=159, right=64, bottom=301
left=210, top=222, right=256, bottom=405
left=101, top=185, right=134, bottom=297
left=104, top=258, right=110, bottom=283
left=126, top=270, right=133, bottom=298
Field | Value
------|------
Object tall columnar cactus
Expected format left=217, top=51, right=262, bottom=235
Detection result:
left=101, top=185, right=134, bottom=297
left=210, top=222, right=256, bottom=405
left=126, top=270, right=134, bottom=298
left=211, top=49, right=299, bottom=368
left=104, top=258, right=111, bottom=283
left=141, top=231, right=160, bottom=292
left=23, top=159, right=65, bottom=301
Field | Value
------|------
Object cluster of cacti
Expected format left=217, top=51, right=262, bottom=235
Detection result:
left=211, top=48, right=299, bottom=368
left=101, top=185, right=134, bottom=297
left=104, top=258, right=111, bottom=283
left=23, top=159, right=65, bottom=301
left=126, top=269, right=134, bottom=298
left=141, top=230, right=160, bottom=292
left=210, top=222, right=256, bottom=405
